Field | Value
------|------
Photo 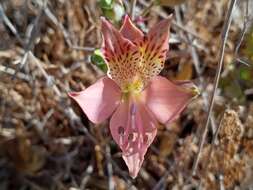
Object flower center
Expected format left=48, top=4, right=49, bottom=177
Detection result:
left=121, top=78, right=143, bottom=95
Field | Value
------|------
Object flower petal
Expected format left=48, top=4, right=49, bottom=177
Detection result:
left=122, top=151, right=145, bottom=179
left=147, top=14, right=173, bottom=52
left=119, top=15, right=144, bottom=42
left=101, top=17, right=140, bottom=87
left=68, top=77, right=121, bottom=124
left=101, top=17, right=133, bottom=54
left=143, top=76, right=197, bottom=124
left=100, top=16, right=173, bottom=89
left=133, top=15, right=173, bottom=84
left=110, top=100, right=157, bottom=178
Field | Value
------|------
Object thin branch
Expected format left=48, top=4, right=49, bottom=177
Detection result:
left=0, top=4, right=24, bottom=45
left=191, top=0, right=237, bottom=176
left=130, top=0, right=137, bottom=20
left=175, top=7, right=217, bottom=134
left=11, top=1, right=46, bottom=81
left=139, top=0, right=207, bottom=43
left=198, top=110, right=226, bottom=188
left=141, top=0, right=156, bottom=17
left=234, top=0, right=251, bottom=66
left=106, top=145, right=115, bottom=190
left=37, top=108, right=54, bottom=130
left=219, top=175, right=225, bottom=190
left=0, top=65, right=30, bottom=81
left=44, top=7, right=95, bottom=52
left=11, top=52, right=29, bottom=80
left=80, top=165, right=94, bottom=190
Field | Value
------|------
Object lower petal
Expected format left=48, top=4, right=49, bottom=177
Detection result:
left=110, top=100, right=157, bottom=178
left=143, top=76, right=198, bottom=124
left=68, top=77, right=121, bottom=124
left=122, top=151, right=145, bottom=179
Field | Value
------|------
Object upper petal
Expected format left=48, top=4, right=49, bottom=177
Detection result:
left=147, top=14, right=173, bottom=51
left=119, top=15, right=144, bottom=42
left=68, top=77, right=121, bottom=124
left=100, top=16, right=173, bottom=91
left=101, top=17, right=139, bottom=87
left=110, top=100, right=157, bottom=178
left=132, top=15, right=173, bottom=84
left=101, top=17, right=134, bottom=53
left=142, top=76, right=197, bottom=124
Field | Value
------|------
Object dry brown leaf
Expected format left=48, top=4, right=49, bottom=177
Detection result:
left=159, top=131, right=178, bottom=158
left=175, top=62, right=193, bottom=80
left=201, top=109, right=245, bottom=189
left=158, top=0, right=188, bottom=6
left=0, top=126, right=46, bottom=174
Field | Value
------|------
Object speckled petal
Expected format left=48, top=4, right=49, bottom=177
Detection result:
left=110, top=100, right=157, bottom=178
left=135, top=15, right=173, bottom=82
left=101, top=16, right=172, bottom=90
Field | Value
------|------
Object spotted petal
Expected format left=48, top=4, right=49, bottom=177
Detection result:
left=68, top=77, right=121, bottom=124
left=110, top=100, right=157, bottom=178
left=143, top=76, right=197, bottom=124
left=101, top=16, right=172, bottom=90
left=101, top=17, right=141, bottom=88
left=134, top=15, right=173, bottom=83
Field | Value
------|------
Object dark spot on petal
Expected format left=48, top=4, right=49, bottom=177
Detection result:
left=118, top=126, right=125, bottom=135
left=143, top=35, right=148, bottom=42
left=128, top=133, right=134, bottom=141
left=144, top=134, right=149, bottom=144
left=149, top=34, right=154, bottom=42
left=158, top=55, right=164, bottom=59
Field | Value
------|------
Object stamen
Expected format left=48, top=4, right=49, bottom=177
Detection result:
left=130, top=103, right=137, bottom=116
left=118, top=126, right=125, bottom=146
left=119, top=135, right=124, bottom=146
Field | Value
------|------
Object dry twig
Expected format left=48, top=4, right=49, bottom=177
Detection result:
left=191, top=0, right=238, bottom=176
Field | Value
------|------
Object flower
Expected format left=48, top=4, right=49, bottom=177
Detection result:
left=69, top=15, right=198, bottom=178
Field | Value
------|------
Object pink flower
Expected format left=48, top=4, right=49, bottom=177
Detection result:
left=69, top=15, right=198, bottom=178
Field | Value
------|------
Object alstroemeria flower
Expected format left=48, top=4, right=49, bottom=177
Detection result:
left=69, top=15, right=198, bottom=178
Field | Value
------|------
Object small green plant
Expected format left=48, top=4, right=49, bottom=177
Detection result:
left=91, top=49, right=108, bottom=72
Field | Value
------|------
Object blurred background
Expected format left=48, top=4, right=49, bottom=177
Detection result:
left=0, top=0, right=253, bottom=189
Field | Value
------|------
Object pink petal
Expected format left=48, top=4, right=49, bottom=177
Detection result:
left=101, top=17, right=134, bottom=57
left=119, top=15, right=144, bottom=42
left=132, top=15, right=173, bottom=83
left=101, top=17, right=139, bottom=86
left=122, top=151, right=145, bottom=179
left=110, top=100, right=157, bottom=178
left=142, top=76, right=197, bottom=124
left=68, top=77, right=121, bottom=124
left=147, top=14, right=173, bottom=51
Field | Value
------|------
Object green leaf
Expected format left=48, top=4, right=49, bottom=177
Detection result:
left=91, top=49, right=108, bottom=72
left=113, top=3, right=125, bottom=21
left=99, top=0, right=114, bottom=10
left=101, top=1, right=125, bottom=22
left=239, top=67, right=251, bottom=81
